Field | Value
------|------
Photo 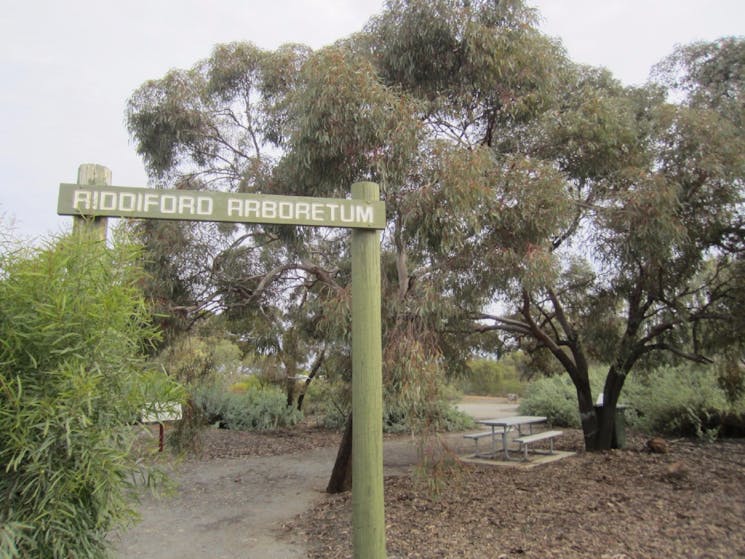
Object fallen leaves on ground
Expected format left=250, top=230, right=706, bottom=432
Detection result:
left=188, top=424, right=342, bottom=460
left=287, top=431, right=745, bottom=559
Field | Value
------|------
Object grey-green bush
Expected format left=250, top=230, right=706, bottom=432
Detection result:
left=194, top=383, right=302, bottom=430
left=0, top=233, right=183, bottom=559
left=518, top=374, right=582, bottom=427
left=459, top=355, right=528, bottom=396
left=302, top=377, right=350, bottom=429
left=623, top=364, right=728, bottom=437
left=519, top=364, right=732, bottom=438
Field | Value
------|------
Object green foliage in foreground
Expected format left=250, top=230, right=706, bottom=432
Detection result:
left=194, top=382, right=302, bottom=431
left=0, top=234, right=182, bottom=559
left=519, top=364, right=741, bottom=438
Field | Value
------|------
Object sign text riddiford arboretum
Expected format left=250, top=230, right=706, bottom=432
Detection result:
left=57, top=184, right=386, bottom=230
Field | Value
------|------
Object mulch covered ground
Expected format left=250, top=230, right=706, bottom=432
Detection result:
left=166, top=425, right=745, bottom=558
left=184, top=424, right=342, bottom=460
left=284, top=430, right=745, bottom=559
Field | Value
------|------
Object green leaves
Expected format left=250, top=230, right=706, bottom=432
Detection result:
left=126, top=41, right=309, bottom=187
left=122, top=3, right=744, bottom=452
left=282, top=44, right=422, bottom=196
left=653, top=37, right=745, bottom=127
left=0, top=233, right=182, bottom=558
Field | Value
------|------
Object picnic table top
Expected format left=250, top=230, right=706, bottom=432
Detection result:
left=477, top=415, right=547, bottom=427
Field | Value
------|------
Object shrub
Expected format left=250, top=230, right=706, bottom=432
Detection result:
left=383, top=400, right=475, bottom=433
left=520, top=363, right=731, bottom=438
left=435, top=403, right=476, bottom=432
left=229, top=375, right=263, bottom=394
left=624, top=364, right=728, bottom=437
left=0, top=233, right=182, bottom=559
left=518, top=365, right=609, bottom=427
left=302, top=377, right=350, bottom=429
left=194, top=383, right=302, bottom=430
left=459, top=354, right=528, bottom=396
left=519, top=374, right=582, bottom=427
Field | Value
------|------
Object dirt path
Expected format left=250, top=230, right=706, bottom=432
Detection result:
left=112, top=397, right=516, bottom=558
left=113, top=447, right=335, bottom=559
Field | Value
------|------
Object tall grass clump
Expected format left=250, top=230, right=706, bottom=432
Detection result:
left=0, top=233, right=182, bottom=559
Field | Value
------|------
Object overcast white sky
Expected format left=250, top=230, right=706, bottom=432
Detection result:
left=2, top=1, right=743, bottom=241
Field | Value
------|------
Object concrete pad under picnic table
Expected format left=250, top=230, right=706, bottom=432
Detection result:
left=460, top=450, right=575, bottom=469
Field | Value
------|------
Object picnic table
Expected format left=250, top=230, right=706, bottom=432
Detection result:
left=475, top=415, right=548, bottom=460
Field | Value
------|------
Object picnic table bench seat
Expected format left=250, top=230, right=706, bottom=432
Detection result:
left=514, top=429, right=563, bottom=460
left=463, top=431, right=495, bottom=454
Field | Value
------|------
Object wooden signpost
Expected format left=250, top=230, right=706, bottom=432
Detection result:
left=60, top=164, right=387, bottom=558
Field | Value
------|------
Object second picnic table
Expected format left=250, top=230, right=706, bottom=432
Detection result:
left=476, top=415, right=547, bottom=460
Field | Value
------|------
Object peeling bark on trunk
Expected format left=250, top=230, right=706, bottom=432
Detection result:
left=326, top=413, right=353, bottom=493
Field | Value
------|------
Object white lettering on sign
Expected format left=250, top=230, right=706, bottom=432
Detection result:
left=64, top=186, right=381, bottom=228
left=223, top=198, right=375, bottom=225
left=72, top=189, right=214, bottom=218
left=356, top=205, right=373, bottom=224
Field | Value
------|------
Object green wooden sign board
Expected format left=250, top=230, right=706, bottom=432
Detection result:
left=58, top=165, right=387, bottom=559
left=58, top=183, right=386, bottom=230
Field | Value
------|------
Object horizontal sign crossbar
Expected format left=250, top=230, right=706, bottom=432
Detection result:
left=57, top=184, right=386, bottom=230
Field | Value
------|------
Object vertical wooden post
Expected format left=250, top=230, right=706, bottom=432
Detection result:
left=351, top=181, right=386, bottom=559
left=73, top=163, right=110, bottom=240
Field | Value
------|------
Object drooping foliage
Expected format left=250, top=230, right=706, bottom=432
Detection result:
left=0, top=232, right=183, bottom=558
left=126, top=0, right=745, bottom=451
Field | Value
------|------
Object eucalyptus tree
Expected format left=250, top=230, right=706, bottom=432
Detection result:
left=126, top=42, right=338, bottom=381
left=127, top=0, right=744, bottom=457
left=457, top=43, right=745, bottom=449
left=652, top=37, right=745, bottom=404
left=126, top=0, right=564, bottom=418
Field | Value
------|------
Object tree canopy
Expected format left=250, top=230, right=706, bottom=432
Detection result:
left=126, top=0, right=744, bottom=451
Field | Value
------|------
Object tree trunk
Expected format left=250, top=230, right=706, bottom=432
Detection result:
left=282, top=329, right=299, bottom=408
left=285, top=376, right=296, bottom=408
left=326, top=413, right=353, bottom=493
left=593, top=404, right=618, bottom=450
left=296, top=383, right=307, bottom=412
left=297, top=349, right=326, bottom=412
left=592, top=365, right=628, bottom=450
left=574, top=380, right=600, bottom=451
